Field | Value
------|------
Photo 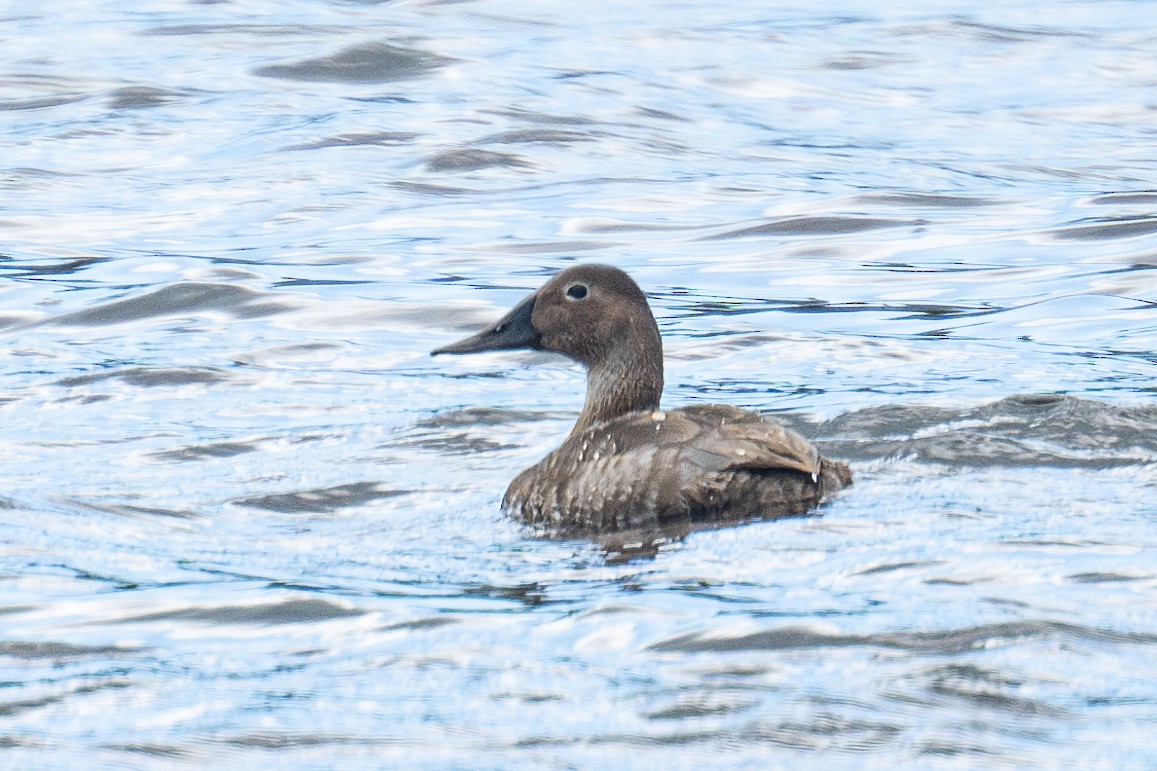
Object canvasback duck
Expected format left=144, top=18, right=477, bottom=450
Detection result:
left=432, top=264, right=851, bottom=534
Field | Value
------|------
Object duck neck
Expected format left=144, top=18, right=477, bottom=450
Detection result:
left=571, top=341, right=664, bottom=436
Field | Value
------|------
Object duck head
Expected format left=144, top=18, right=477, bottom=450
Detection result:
left=432, top=264, right=665, bottom=430
left=432, top=264, right=661, bottom=370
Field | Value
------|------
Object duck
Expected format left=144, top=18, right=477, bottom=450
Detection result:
left=432, top=264, right=851, bottom=536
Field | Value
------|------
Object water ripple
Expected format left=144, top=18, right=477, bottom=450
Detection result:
left=253, top=41, right=454, bottom=83
left=650, top=619, right=1157, bottom=655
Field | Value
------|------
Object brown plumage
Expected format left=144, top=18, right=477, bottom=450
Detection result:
left=433, top=264, right=851, bottom=536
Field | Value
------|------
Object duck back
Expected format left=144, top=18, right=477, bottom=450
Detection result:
left=504, top=404, right=851, bottom=534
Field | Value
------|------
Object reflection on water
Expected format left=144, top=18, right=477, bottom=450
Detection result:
left=1, top=0, right=1156, bottom=766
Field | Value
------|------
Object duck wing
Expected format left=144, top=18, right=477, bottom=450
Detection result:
left=665, top=404, right=821, bottom=478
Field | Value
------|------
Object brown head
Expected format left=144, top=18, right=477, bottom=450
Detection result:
left=432, top=264, right=665, bottom=430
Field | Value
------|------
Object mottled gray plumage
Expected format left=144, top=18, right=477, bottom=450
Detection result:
left=433, top=264, right=851, bottom=535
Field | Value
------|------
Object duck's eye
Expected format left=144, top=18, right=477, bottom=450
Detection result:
left=565, top=283, right=589, bottom=301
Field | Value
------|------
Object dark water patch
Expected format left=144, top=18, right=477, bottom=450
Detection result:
left=51, top=565, right=150, bottom=591
left=416, top=407, right=561, bottom=428
left=0, top=641, right=136, bottom=660
left=404, top=405, right=562, bottom=453
left=113, top=598, right=365, bottom=626
left=513, top=731, right=721, bottom=748
left=700, top=216, right=923, bottom=240
left=645, top=690, right=762, bottom=720
left=480, top=239, right=611, bottom=254
left=284, top=131, right=419, bottom=150
left=85, top=503, right=201, bottom=520
left=491, top=690, right=567, bottom=704
left=48, top=283, right=296, bottom=326
left=1050, top=216, right=1157, bottom=241
left=918, top=741, right=1005, bottom=759
left=1088, top=192, right=1157, bottom=206
left=1086, top=695, right=1157, bottom=707
left=862, top=260, right=1004, bottom=274
left=462, top=582, right=550, bottom=606
left=740, top=714, right=902, bottom=751
left=924, top=577, right=983, bottom=587
left=819, top=52, right=905, bottom=71
left=234, top=482, right=407, bottom=513
left=391, top=181, right=473, bottom=196
left=1002, top=538, right=1110, bottom=549
left=959, top=395, right=1157, bottom=450
left=229, top=343, right=349, bottom=368
left=58, top=366, right=230, bottom=388
left=651, top=626, right=860, bottom=654
left=346, top=94, right=417, bottom=106
left=552, top=69, right=620, bottom=81
left=950, top=19, right=1092, bottom=42
left=855, top=192, right=1001, bottom=208
left=923, top=664, right=1066, bottom=717
left=483, top=107, right=597, bottom=126
left=833, top=433, right=1139, bottom=469
left=0, top=314, right=35, bottom=331
left=1067, top=572, right=1150, bottom=584
left=650, top=620, right=1157, bottom=655
left=787, top=403, right=949, bottom=439
left=149, top=440, right=260, bottom=462
left=103, top=743, right=190, bottom=759
left=0, top=680, right=133, bottom=718
left=854, top=560, right=944, bottom=576
left=217, top=733, right=373, bottom=749
left=0, top=737, right=30, bottom=749
left=572, top=219, right=701, bottom=234
left=478, top=128, right=596, bottom=145
left=1006, top=163, right=1126, bottom=183
left=0, top=253, right=109, bottom=277
left=145, top=24, right=345, bottom=37
left=379, top=616, right=460, bottom=633
left=0, top=94, right=88, bottom=111
left=254, top=41, right=453, bottom=83
left=400, top=407, right=566, bottom=454
left=916, top=657, right=1018, bottom=685
left=983, top=597, right=1032, bottom=609
left=666, top=298, right=791, bottom=319
left=667, top=295, right=990, bottom=321
left=0, top=167, right=82, bottom=190
left=634, top=106, right=690, bottom=122
left=106, top=86, right=186, bottom=110
left=897, top=19, right=1091, bottom=44
left=793, top=395, right=1157, bottom=467
left=56, top=393, right=114, bottom=405
left=273, top=277, right=377, bottom=288
left=424, top=148, right=530, bottom=172
left=389, top=432, right=516, bottom=454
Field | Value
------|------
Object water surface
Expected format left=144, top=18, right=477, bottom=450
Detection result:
left=1, top=0, right=1155, bottom=767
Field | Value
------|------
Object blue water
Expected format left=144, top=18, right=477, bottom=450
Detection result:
left=1, top=1, right=1155, bottom=767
